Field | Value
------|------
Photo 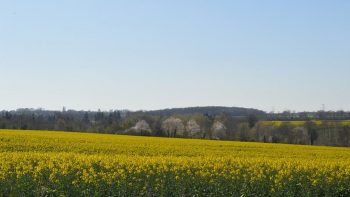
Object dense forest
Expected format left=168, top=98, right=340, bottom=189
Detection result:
left=1, top=107, right=350, bottom=147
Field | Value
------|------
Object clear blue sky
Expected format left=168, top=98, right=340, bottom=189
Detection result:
left=0, top=0, right=349, bottom=112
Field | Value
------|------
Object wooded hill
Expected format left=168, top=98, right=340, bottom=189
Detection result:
left=145, top=106, right=266, bottom=117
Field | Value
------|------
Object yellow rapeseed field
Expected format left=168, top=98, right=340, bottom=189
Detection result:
left=0, top=129, right=350, bottom=196
left=260, top=120, right=350, bottom=127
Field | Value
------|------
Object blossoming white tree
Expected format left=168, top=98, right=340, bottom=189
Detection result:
left=162, top=117, right=184, bottom=137
left=211, top=121, right=226, bottom=140
left=186, top=119, right=201, bottom=138
left=133, top=120, right=151, bottom=135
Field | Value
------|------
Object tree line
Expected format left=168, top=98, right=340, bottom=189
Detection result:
left=1, top=108, right=350, bottom=147
left=266, top=110, right=350, bottom=120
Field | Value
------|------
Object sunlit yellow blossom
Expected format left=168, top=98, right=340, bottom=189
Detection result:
left=0, top=129, right=350, bottom=196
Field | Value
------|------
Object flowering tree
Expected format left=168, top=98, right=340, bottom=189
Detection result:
left=162, top=117, right=184, bottom=137
left=133, top=120, right=151, bottom=135
left=211, top=121, right=226, bottom=140
left=186, top=119, right=201, bottom=138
